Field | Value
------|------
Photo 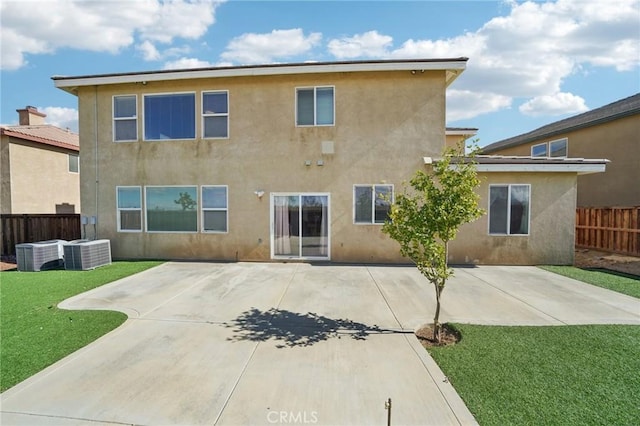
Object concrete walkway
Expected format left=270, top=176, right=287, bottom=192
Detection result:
left=1, top=263, right=639, bottom=425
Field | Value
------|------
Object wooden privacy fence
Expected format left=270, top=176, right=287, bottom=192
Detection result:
left=1, top=214, right=81, bottom=256
left=575, top=207, right=640, bottom=256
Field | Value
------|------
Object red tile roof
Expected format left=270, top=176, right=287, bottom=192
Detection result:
left=0, top=125, right=79, bottom=152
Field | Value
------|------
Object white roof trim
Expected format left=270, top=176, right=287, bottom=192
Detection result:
left=450, top=163, right=607, bottom=175
left=445, top=129, right=478, bottom=136
left=54, top=60, right=467, bottom=92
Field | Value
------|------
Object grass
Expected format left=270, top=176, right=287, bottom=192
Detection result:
left=428, top=267, right=640, bottom=424
left=541, top=265, right=640, bottom=298
left=429, top=324, right=640, bottom=425
left=0, top=261, right=162, bottom=392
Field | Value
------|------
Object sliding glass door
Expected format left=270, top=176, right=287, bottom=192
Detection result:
left=272, top=194, right=329, bottom=260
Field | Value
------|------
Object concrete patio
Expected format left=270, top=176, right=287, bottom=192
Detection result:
left=1, top=262, right=639, bottom=425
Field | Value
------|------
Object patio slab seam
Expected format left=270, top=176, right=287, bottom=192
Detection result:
left=365, top=265, right=406, bottom=330
left=212, top=263, right=301, bottom=425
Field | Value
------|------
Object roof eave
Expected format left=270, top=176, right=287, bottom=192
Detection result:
left=472, top=163, right=607, bottom=175
left=52, top=58, right=468, bottom=94
left=429, top=155, right=608, bottom=175
left=1, top=128, right=80, bottom=152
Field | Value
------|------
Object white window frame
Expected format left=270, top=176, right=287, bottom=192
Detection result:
left=531, top=142, right=547, bottom=157
left=68, top=153, right=79, bottom=173
left=142, top=92, right=197, bottom=141
left=549, top=138, right=568, bottom=158
left=353, top=184, right=394, bottom=225
left=202, top=91, right=229, bottom=139
left=295, top=86, right=335, bottom=127
left=270, top=192, right=331, bottom=261
left=116, top=186, right=142, bottom=232
left=144, top=185, right=199, bottom=233
left=488, top=184, right=531, bottom=236
left=201, top=185, right=228, bottom=233
left=113, top=95, right=138, bottom=142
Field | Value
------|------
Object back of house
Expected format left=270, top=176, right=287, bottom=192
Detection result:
left=53, top=59, right=466, bottom=263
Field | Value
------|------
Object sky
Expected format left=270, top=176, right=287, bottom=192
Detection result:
left=1, top=0, right=639, bottom=147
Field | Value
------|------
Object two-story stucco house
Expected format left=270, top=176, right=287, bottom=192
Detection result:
left=481, top=93, right=639, bottom=208
left=1, top=106, right=80, bottom=214
left=53, top=59, right=606, bottom=265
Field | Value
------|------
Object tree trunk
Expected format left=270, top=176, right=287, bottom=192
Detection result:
left=433, top=283, right=442, bottom=342
left=433, top=241, right=450, bottom=343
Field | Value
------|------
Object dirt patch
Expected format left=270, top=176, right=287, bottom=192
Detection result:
left=1, top=255, right=17, bottom=271
left=415, top=323, right=461, bottom=348
left=574, top=249, right=640, bottom=277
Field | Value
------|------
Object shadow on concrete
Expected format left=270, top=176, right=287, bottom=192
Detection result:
left=225, top=308, right=407, bottom=348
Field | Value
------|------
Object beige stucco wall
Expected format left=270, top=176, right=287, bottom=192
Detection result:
left=0, top=135, right=80, bottom=213
left=450, top=172, right=577, bottom=265
left=445, top=134, right=467, bottom=149
left=76, top=70, right=447, bottom=262
left=0, top=136, right=11, bottom=213
left=485, top=115, right=640, bottom=207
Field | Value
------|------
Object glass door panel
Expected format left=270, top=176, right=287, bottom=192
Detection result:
left=273, top=195, right=299, bottom=257
left=301, top=195, right=328, bottom=257
left=272, top=194, right=329, bottom=259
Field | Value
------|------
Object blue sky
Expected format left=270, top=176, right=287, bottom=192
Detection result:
left=1, top=0, right=639, bottom=146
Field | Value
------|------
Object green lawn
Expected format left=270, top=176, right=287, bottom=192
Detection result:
left=428, top=267, right=640, bottom=425
left=429, top=324, right=640, bottom=425
left=0, top=261, right=162, bottom=392
left=541, top=265, right=640, bottom=298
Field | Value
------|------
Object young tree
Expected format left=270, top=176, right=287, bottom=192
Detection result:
left=382, top=142, right=484, bottom=342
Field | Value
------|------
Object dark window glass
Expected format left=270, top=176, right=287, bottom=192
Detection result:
left=144, top=94, right=195, bottom=140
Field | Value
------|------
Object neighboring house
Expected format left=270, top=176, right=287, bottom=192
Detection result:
left=53, top=59, right=605, bottom=265
left=445, top=127, right=477, bottom=149
left=1, top=106, right=80, bottom=214
left=481, top=93, right=640, bottom=207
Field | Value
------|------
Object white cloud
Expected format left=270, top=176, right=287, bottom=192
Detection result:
left=163, top=57, right=214, bottom=70
left=140, top=0, right=218, bottom=43
left=0, top=0, right=223, bottom=70
left=446, top=90, right=512, bottom=122
left=40, top=106, right=79, bottom=132
left=220, top=29, right=322, bottom=64
left=328, top=31, right=393, bottom=59
left=325, top=0, right=639, bottom=122
left=137, top=41, right=161, bottom=61
left=519, top=92, right=589, bottom=116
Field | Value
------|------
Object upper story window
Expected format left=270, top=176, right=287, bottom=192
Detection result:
left=354, top=184, right=393, bottom=224
left=549, top=138, right=567, bottom=157
left=531, top=143, right=547, bottom=157
left=202, top=91, right=229, bottom=138
left=68, top=154, right=79, bottom=173
left=296, top=86, right=334, bottom=126
left=489, top=184, right=530, bottom=235
left=113, top=95, right=137, bottom=142
left=530, top=138, right=568, bottom=158
left=144, top=93, right=195, bottom=140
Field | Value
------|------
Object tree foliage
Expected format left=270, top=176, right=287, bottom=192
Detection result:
left=174, top=192, right=197, bottom=211
left=382, top=142, right=484, bottom=342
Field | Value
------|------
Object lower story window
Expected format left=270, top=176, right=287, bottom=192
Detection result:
left=145, top=186, right=198, bottom=232
left=117, top=186, right=142, bottom=231
left=354, top=184, right=393, bottom=224
left=202, top=186, right=228, bottom=232
left=489, top=184, right=530, bottom=235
